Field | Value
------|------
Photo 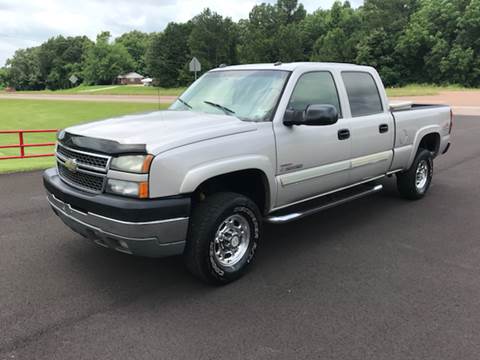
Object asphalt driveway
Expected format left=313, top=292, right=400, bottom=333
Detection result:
left=1, top=115, right=479, bottom=360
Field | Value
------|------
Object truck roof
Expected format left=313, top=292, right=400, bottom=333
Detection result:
left=210, top=62, right=374, bottom=72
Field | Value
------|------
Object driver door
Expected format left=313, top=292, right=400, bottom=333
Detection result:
left=274, top=71, right=352, bottom=207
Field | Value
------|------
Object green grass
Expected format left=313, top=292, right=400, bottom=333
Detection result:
left=386, top=84, right=480, bottom=97
left=0, top=99, right=167, bottom=173
left=8, top=84, right=185, bottom=96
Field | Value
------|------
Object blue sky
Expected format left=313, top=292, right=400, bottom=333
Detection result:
left=0, top=0, right=363, bottom=66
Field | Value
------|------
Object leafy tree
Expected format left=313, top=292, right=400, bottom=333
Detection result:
left=396, top=0, right=469, bottom=84
left=454, top=0, right=480, bottom=85
left=238, top=4, right=278, bottom=63
left=82, top=32, right=135, bottom=85
left=6, top=0, right=480, bottom=89
left=239, top=0, right=306, bottom=63
left=188, top=9, right=238, bottom=70
left=4, top=47, right=43, bottom=90
left=300, top=10, right=329, bottom=59
left=146, top=22, right=193, bottom=87
left=276, top=0, right=307, bottom=24
left=311, top=1, right=362, bottom=63
left=37, top=35, right=92, bottom=90
left=0, top=67, right=7, bottom=88
left=355, top=0, right=418, bottom=85
left=116, top=31, right=152, bottom=75
left=356, top=30, right=400, bottom=86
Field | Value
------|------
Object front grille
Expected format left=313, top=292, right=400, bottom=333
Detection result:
left=57, top=144, right=109, bottom=170
left=58, top=162, right=105, bottom=192
left=56, top=143, right=110, bottom=193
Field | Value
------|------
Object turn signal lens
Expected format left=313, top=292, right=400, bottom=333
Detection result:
left=139, top=182, right=149, bottom=199
left=141, top=155, right=154, bottom=173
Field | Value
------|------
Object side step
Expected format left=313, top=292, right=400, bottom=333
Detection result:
left=265, top=184, right=383, bottom=224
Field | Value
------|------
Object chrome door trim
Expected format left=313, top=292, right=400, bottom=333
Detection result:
left=351, top=150, right=392, bottom=169
left=278, top=150, right=392, bottom=187
left=279, top=160, right=350, bottom=186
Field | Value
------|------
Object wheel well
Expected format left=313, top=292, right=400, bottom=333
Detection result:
left=418, top=133, right=440, bottom=156
left=193, top=169, right=270, bottom=215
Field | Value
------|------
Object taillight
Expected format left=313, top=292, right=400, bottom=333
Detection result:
left=449, top=109, right=453, bottom=134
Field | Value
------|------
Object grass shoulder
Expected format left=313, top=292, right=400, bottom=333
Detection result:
left=4, top=84, right=186, bottom=97
left=386, top=84, right=480, bottom=97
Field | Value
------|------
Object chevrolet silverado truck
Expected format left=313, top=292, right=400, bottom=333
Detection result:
left=43, top=62, right=452, bottom=284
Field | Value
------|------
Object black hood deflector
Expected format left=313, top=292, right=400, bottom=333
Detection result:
left=60, top=132, right=147, bottom=155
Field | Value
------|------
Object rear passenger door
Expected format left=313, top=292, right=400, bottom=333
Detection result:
left=341, top=71, right=394, bottom=183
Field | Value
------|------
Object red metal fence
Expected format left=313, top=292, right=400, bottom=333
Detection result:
left=0, top=129, right=58, bottom=160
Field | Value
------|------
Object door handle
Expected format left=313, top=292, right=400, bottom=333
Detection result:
left=379, top=124, right=389, bottom=133
left=338, top=129, right=350, bottom=140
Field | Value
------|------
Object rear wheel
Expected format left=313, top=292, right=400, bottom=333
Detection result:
left=184, top=192, right=262, bottom=285
left=396, top=149, right=433, bottom=200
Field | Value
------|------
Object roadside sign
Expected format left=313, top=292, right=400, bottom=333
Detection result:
left=189, top=57, right=201, bottom=80
left=69, top=75, right=78, bottom=85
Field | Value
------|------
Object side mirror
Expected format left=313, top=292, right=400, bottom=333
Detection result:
left=283, top=104, right=339, bottom=126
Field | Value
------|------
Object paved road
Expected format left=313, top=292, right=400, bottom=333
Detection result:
left=1, top=116, right=480, bottom=360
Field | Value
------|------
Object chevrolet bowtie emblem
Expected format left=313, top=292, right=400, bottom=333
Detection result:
left=64, top=158, right=78, bottom=173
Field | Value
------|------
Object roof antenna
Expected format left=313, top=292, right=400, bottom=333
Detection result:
left=274, top=61, right=282, bottom=66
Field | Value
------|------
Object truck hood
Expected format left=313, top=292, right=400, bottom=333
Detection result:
left=65, top=110, right=257, bottom=155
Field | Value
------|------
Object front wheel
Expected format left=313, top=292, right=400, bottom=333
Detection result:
left=396, top=149, right=433, bottom=200
left=184, top=192, right=262, bottom=285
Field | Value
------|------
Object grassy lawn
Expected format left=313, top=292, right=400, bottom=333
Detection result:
left=0, top=99, right=167, bottom=173
left=6, top=84, right=186, bottom=97
left=386, top=84, right=480, bottom=97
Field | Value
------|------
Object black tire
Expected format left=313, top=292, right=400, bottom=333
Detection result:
left=184, top=192, right=262, bottom=285
left=396, top=148, right=433, bottom=200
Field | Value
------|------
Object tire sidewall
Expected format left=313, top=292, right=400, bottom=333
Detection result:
left=414, top=151, right=433, bottom=195
left=207, top=200, right=261, bottom=281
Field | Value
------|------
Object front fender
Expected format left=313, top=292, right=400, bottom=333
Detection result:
left=180, top=155, right=276, bottom=207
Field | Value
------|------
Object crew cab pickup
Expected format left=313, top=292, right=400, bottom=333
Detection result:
left=43, top=62, right=452, bottom=284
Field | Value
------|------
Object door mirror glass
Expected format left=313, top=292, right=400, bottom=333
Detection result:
left=284, top=104, right=339, bottom=126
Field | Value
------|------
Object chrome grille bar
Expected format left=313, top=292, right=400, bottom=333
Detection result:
left=55, top=143, right=111, bottom=193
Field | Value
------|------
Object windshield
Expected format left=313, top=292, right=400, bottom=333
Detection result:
left=169, top=70, right=290, bottom=122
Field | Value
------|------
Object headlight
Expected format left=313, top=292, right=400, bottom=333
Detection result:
left=106, top=179, right=149, bottom=198
left=110, top=155, right=153, bottom=173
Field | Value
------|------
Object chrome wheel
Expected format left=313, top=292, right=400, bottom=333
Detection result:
left=213, top=214, right=250, bottom=267
left=415, top=159, right=429, bottom=191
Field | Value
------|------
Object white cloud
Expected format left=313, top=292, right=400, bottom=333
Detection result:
left=0, top=0, right=364, bottom=66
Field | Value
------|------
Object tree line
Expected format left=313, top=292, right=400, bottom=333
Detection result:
left=2, top=0, right=480, bottom=90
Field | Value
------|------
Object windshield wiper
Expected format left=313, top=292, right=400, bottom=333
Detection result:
left=177, top=98, right=192, bottom=109
left=203, top=101, right=235, bottom=115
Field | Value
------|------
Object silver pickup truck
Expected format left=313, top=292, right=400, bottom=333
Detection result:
left=43, top=62, right=452, bottom=284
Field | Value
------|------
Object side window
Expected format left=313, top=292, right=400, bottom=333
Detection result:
left=342, top=72, right=383, bottom=117
left=288, top=72, right=341, bottom=117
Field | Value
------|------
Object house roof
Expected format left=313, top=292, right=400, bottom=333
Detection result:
left=117, top=72, right=144, bottom=79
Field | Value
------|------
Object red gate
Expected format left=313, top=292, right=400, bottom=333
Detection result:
left=0, top=129, right=58, bottom=160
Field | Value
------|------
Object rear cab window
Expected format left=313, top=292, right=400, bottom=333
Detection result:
left=341, top=72, right=383, bottom=117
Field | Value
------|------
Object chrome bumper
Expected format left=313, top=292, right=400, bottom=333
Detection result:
left=47, top=191, right=189, bottom=257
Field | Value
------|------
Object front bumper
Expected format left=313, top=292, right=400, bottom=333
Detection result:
left=43, top=168, right=190, bottom=258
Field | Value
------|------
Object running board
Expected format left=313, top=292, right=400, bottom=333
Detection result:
left=265, top=184, right=383, bottom=224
